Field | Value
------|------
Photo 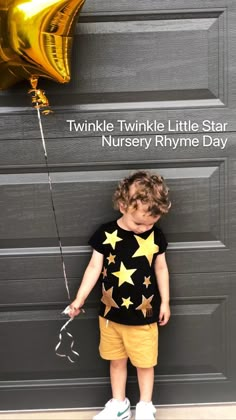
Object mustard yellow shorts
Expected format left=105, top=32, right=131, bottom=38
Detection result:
left=99, top=316, right=158, bottom=368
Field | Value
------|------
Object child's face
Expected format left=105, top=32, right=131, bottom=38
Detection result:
left=119, top=201, right=160, bottom=234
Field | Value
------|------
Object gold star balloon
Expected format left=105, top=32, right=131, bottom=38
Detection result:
left=0, top=0, right=85, bottom=89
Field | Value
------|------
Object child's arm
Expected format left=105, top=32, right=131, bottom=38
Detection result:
left=154, top=252, right=171, bottom=326
left=68, top=249, right=103, bottom=317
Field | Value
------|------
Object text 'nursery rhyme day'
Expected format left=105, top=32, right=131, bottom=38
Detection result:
left=101, top=135, right=228, bottom=150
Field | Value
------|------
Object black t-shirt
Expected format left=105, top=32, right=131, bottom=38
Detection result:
left=88, top=220, right=167, bottom=325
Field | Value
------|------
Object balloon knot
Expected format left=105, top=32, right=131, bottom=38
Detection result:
left=28, top=87, right=53, bottom=114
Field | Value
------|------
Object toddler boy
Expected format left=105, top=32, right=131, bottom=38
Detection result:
left=69, top=170, right=171, bottom=420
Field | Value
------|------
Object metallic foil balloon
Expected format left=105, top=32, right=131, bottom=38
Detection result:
left=0, top=0, right=85, bottom=89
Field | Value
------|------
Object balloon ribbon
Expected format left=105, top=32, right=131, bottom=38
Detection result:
left=28, top=78, right=80, bottom=362
left=55, top=316, right=80, bottom=363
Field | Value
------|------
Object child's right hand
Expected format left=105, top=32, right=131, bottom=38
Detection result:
left=67, top=300, right=83, bottom=318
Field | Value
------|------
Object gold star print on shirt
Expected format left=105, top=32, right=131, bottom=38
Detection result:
left=88, top=220, right=167, bottom=325
left=132, top=231, right=159, bottom=266
left=101, top=267, right=107, bottom=279
left=112, top=262, right=136, bottom=287
left=101, top=284, right=119, bottom=316
left=103, top=230, right=123, bottom=250
left=121, top=297, right=134, bottom=309
left=107, top=253, right=116, bottom=265
left=135, top=295, right=154, bottom=318
left=143, top=276, right=152, bottom=288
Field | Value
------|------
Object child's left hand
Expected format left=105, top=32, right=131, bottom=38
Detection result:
left=159, top=302, right=171, bottom=326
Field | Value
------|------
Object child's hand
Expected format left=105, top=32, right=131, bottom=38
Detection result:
left=68, top=306, right=81, bottom=318
left=66, top=300, right=83, bottom=318
left=159, top=302, right=171, bottom=326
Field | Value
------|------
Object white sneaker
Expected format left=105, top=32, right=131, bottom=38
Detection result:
left=93, top=398, right=131, bottom=420
left=135, top=401, right=156, bottom=420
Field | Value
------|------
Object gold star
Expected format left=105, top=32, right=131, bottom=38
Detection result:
left=135, top=295, right=154, bottom=318
left=103, top=230, right=123, bottom=250
left=101, top=284, right=119, bottom=317
left=0, top=0, right=85, bottom=89
left=121, top=297, right=134, bottom=309
left=143, top=276, right=152, bottom=288
left=101, top=267, right=107, bottom=278
left=132, top=232, right=159, bottom=266
left=112, top=262, right=136, bottom=287
left=107, top=253, right=116, bottom=265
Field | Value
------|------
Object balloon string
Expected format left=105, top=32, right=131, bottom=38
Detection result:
left=55, top=317, right=80, bottom=363
left=36, top=106, right=71, bottom=301
left=34, top=101, right=80, bottom=363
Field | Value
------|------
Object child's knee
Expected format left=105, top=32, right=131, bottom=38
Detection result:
left=110, top=358, right=128, bottom=369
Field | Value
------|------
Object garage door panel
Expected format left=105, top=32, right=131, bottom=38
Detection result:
left=0, top=160, right=228, bottom=247
left=158, top=272, right=236, bottom=378
left=0, top=136, right=233, bottom=166
left=161, top=298, right=227, bottom=377
left=0, top=273, right=234, bottom=391
left=0, top=5, right=228, bottom=110
left=0, top=275, right=101, bottom=307
left=0, top=313, right=102, bottom=381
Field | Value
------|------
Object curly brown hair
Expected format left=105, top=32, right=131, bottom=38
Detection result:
left=113, top=171, right=171, bottom=216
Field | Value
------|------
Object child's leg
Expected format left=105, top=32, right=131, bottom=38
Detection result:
left=98, top=318, right=129, bottom=400
left=137, top=366, right=154, bottom=402
left=93, top=356, right=130, bottom=420
left=110, top=358, right=128, bottom=400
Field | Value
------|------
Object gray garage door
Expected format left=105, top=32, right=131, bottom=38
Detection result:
left=0, top=0, right=236, bottom=411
